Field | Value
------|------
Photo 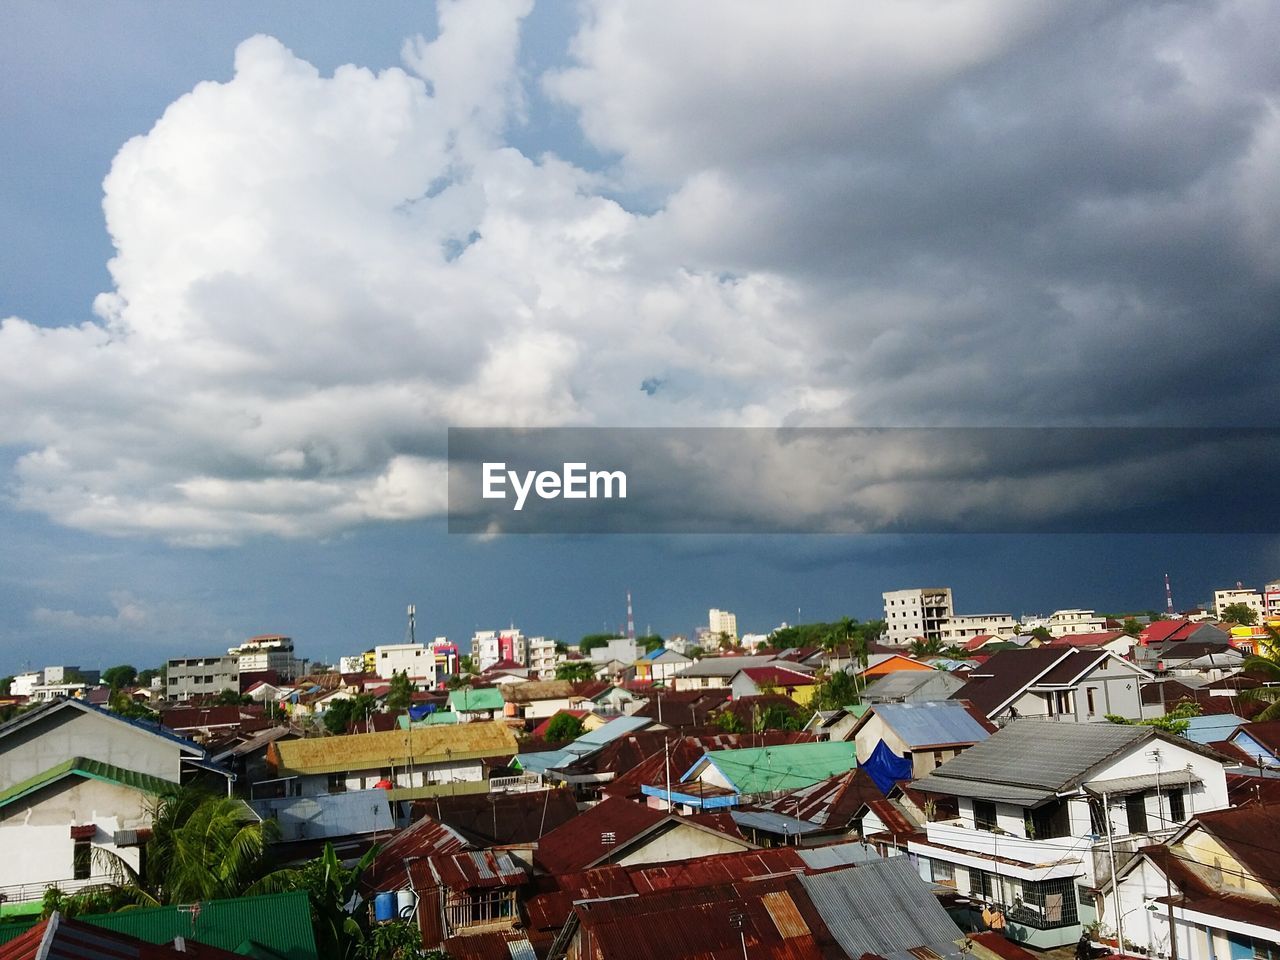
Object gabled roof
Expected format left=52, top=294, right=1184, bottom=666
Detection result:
left=755, top=767, right=884, bottom=827
left=687, top=741, right=859, bottom=796
left=248, top=789, right=395, bottom=842
left=413, top=850, right=527, bottom=891
left=676, top=655, right=784, bottom=678
left=1044, top=631, right=1129, bottom=648
left=736, top=666, right=816, bottom=687
left=860, top=670, right=964, bottom=702
left=500, top=680, right=574, bottom=703
left=360, top=815, right=470, bottom=894
left=0, top=912, right=244, bottom=960
left=0, top=757, right=175, bottom=810
left=949, top=648, right=1143, bottom=717
left=1231, top=719, right=1280, bottom=753
left=0, top=698, right=203, bottom=756
left=409, top=787, right=579, bottom=846
left=534, top=797, right=750, bottom=874
left=911, top=719, right=1154, bottom=804
left=860, top=700, right=996, bottom=749
left=447, top=687, right=506, bottom=712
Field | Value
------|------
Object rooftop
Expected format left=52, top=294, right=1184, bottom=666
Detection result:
left=270, top=721, right=517, bottom=775
left=865, top=700, right=995, bottom=748
left=688, top=740, right=860, bottom=796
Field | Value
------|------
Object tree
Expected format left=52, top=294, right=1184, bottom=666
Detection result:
left=555, top=662, right=597, bottom=682
left=1107, top=700, right=1202, bottom=736
left=102, top=664, right=138, bottom=689
left=909, top=636, right=945, bottom=657
left=641, top=635, right=664, bottom=654
left=685, top=646, right=704, bottom=660
left=386, top=671, right=414, bottom=712
left=57, top=788, right=295, bottom=915
left=357, top=920, right=432, bottom=960
left=0, top=676, right=12, bottom=696
left=137, top=666, right=164, bottom=687
left=1121, top=618, right=1144, bottom=637
left=714, top=709, right=744, bottom=733
left=754, top=702, right=804, bottom=733
left=458, top=655, right=477, bottom=676
left=1029, top=626, right=1053, bottom=641
left=215, top=687, right=250, bottom=706
left=545, top=712, right=585, bottom=742
left=324, top=693, right=378, bottom=735
left=298, top=842, right=378, bottom=960
left=1222, top=603, right=1259, bottom=626
left=108, top=687, right=158, bottom=721
left=812, top=668, right=860, bottom=712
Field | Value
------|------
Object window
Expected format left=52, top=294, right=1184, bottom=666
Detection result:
left=1166, top=788, right=1186, bottom=823
left=1125, top=791, right=1148, bottom=834
left=327, top=772, right=348, bottom=794
left=973, top=800, right=998, bottom=831
left=1086, top=687, right=1097, bottom=715
left=73, top=839, right=91, bottom=880
left=933, top=750, right=945, bottom=768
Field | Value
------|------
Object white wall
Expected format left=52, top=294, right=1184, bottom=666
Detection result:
left=0, top=708, right=184, bottom=790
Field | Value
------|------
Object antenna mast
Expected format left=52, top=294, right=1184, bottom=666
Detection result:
left=626, top=591, right=636, bottom=640
left=1164, top=574, right=1173, bottom=614
left=407, top=604, right=416, bottom=645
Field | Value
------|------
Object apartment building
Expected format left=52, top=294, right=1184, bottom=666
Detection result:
left=526, top=637, right=560, bottom=679
left=472, top=629, right=528, bottom=671
left=882, top=587, right=954, bottom=645
left=165, top=655, right=240, bottom=700
left=374, top=642, right=434, bottom=681
left=708, top=608, right=738, bottom=642
left=939, top=613, right=1016, bottom=641
left=1212, top=587, right=1265, bottom=622
left=228, top=634, right=302, bottom=680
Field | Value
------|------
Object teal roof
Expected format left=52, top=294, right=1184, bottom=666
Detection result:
left=0, top=891, right=318, bottom=959
left=0, top=757, right=176, bottom=809
left=397, top=711, right=458, bottom=728
left=687, top=741, right=859, bottom=796
left=448, top=688, right=505, bottom=712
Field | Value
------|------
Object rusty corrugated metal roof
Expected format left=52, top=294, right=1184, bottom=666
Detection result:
left=413, top=850, right=527, bottom=890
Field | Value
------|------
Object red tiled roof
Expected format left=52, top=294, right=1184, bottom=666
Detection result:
left=159, top=706, right=246, bottom=730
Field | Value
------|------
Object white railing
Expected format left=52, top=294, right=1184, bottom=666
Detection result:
left=489, top=773, right=545, bottom=794
left=924, top=819, right=1086, bottom=867
left=0, top=875, right=109, bottom=904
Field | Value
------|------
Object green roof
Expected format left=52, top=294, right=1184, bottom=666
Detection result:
left=0, top=757, right=176, bottom=809
left=0, top=891, right=318, bottom=959
left=396, top=711, right=458, bottom=728
left=693, top=741, right=859, bottom=796
left=448, top=688, right=505, bottom=712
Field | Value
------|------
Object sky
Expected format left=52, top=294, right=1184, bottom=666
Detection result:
left=2, top=0, right=1279, bottom=674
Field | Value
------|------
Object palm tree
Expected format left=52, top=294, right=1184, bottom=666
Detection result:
left=1240, top=624, right=1280, bottom=721
left=58, top=787, right=296, bottom=915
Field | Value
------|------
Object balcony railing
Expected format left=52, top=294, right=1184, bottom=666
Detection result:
left=489, top=773, right=545, bottom=794
left=924, top=819, right=1087, bottom=868
left=0, top=875, right=111, bottom=905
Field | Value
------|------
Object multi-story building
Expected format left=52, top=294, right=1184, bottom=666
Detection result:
left=431, top=638, right=460, bottom=679
left=227, top=634, right=303, bottom=681
left=42, top=666, right=100, bottom=686
left=526, top=637, right=560, bottom=679
left=708, top=608, right=738, bottom=643
left=471, top=629, right=527, bottom=670
left=165, top=655, right=240, bottom=700
left=1212, top=587, right=1265, bottom=622
left=10, top=672, right=43, bottom=697
left=908, top=720, right=1231, bottom=950
left=939, top=613, right=1016, bottom=642
left=373, top=643, right=434, bottom=682
left=882, top=587, right=954, bottom=645
left=1264, top=579, right=1280, bottom=621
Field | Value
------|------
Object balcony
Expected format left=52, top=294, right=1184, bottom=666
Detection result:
left=0, top=875, right=110, bottom=905
left=916, top=820, right=1089, bottom=879
left=489, top=772, right=545, bottom=794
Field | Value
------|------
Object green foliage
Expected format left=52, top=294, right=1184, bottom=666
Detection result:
left=1122, top=618, right=1144, bottom=637
left=579, top=634, right=620, bottom=654
left=214, top=687, right=251, bottom=706
left=137, top=667, right=164, bottom=686
left=108, top=687, right=158, bottom=721
left=1240, top=624, right=1280, bottom=720
left=685, top=646, right=704, bottom=659
left=458, top=655, right=477, bottom=675
left=298, top=842, right=378, bottom=960
left=811, top=668, right=860, bottom=712
left=1105, top=700, right=1203, bottom=736
left=1029, top=626, right=1053, bottom=641
left=358, top=920, right=430, bottom=960
left=714, top=709, right=744, bottom=733
left=0, top=675, right=12, bottom=696
left=642, top=635, right=664, bottom=653
left=324, top=693, right=378, bottom=735
left=102, top=664, right=138, bottom=688
left=555, top=661, right=598, bottom=682
left=909, top=636, right=945, bottom=657
left=772, top=618, right=881, bottom=670
left=386, top=671, right=414, bottom=712
left=753, top=702, right=804, bottom=733
left=1222, top=603, right=1259, bottom=626
left=545, top=712, right=585, bottom=742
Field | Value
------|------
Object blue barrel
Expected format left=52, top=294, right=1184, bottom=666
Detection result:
left=374, top=891, right=396, bottom=923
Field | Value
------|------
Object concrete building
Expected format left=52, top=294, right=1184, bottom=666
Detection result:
left=471, top=629, right=528, bottom=671
left=165, top=655, right=240, bottom=700
left=939, top=614, right=1016, bottom=642
left=42, top=666, right=100, bottom=686
left=338, top=655, right=366, bottom=674
left=227, top=634, right=302, bottom=680
left=10, top=672, right=43, bottom=698
left=1264, top=579, right=1280, bottom=620
left=882, top=587, right=954, bottom=646
left=708, top=608, right=738, bottom=643
left=0, top=699, right=204, bottom=903
left=374, top=642, right=434, bottom=681
left=589, top=637, right=640, bottom=665
left=1213, top=586, right=1266, bottom=621
left=526, top=637, right=560, bottom=679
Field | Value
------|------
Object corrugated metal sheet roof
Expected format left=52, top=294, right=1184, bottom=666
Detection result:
left=361, top=815, right=470, bottom=894
left=799, top=857, right=962, bottom=957
left=689, top=741, right=859, bottom=796
left=250, top=789, right=394, bottom=842
left=272, top=721, right=517, bottom=775
left=1182, top=714, right=1249, bottom=744
left=0, top=912, right=244, bottom=959
left=0, top=757, right=176, bottom=809
left=862, top=671, right=964, bottom=701
left=416, top=849, right=527, bottom=890
left=871, top=701, right=994, bottom=749
left=910, top=718, right=1148, bottom=802
left=448, top=688, right=506, bottom=712
left=795, top=841, right=881, bottom=868
left=731, top=809, right=824, bottom=836
left=575, top=714, right=653, bottom=746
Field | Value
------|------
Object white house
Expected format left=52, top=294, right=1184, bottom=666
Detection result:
left=907, top=719, right=1231, bottom=950
left=374, top=643, right=434, bottom=682
left=0, top=699, right=205, bottom=903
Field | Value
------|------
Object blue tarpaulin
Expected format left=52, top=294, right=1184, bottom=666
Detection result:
left=863, top=739, right=913, bottom=795
left=408, top=704, right=437, bottom=720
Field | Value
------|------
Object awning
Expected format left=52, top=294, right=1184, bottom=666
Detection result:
left=910, top=774, right=1055, bottom=806
left=1084, top=772, right=1202, bottom=796
left=69, top=824, right=96, bottom=840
